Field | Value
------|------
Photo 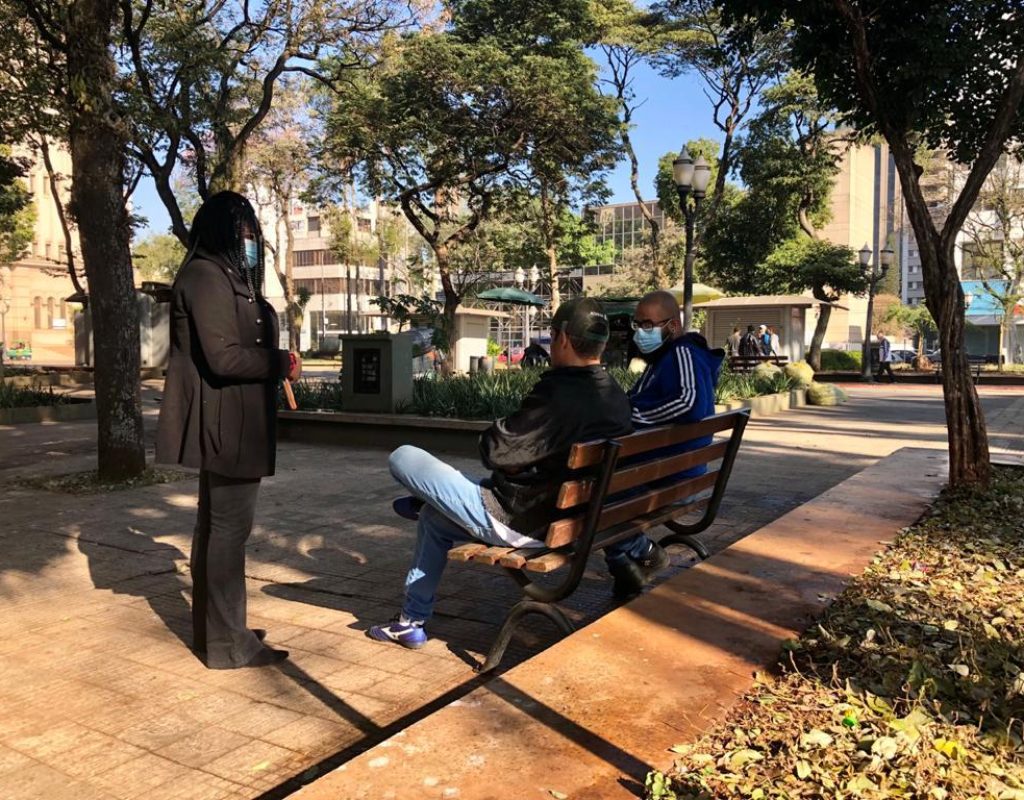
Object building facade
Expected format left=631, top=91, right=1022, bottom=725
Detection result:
left=1, top=144, right=81, bottom=364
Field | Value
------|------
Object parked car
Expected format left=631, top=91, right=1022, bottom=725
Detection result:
left=889, top=348, right=917, bottom=364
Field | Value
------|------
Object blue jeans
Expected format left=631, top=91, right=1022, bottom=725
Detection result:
left=389, top=445, right=523, bottom=622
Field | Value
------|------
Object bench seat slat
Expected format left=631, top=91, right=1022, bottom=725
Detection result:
left=557, top=440, right=729, bottom=509
left=449, top=543, right=488, bottom=562
left=471, top=546, right=513, bottom=565
left=545, top=470, right=719, bottom=548
left=568, top=412, right=741, bottom=469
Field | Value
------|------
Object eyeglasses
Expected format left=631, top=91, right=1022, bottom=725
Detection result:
left=630, top=317, right=673, bottom=332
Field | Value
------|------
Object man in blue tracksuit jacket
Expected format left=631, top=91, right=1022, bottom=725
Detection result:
left=606, top=290, right=724, bottom=598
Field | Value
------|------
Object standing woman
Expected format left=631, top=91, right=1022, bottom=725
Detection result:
left=157, top=191, right=301, bottom=669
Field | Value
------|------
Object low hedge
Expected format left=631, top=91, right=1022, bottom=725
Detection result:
left=820, top=349, right=862, bottom=371
left=0, top=382, right=70, bottom=409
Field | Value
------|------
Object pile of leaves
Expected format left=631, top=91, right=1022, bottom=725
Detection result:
left=17, top=467, right=192, bottom=494
left=649, top=466, right=1024, bottom=799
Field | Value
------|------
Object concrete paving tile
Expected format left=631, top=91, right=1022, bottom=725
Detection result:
left=2, top=762, right=118, bottom=800
left=260, top=715, right=361, bottom=757
left=200, top=738, right=305, bottom=790
left=116, top=708, right=203, bottom=750
left=93, top=752, right=200, bottom=799
left=218, top=701, right=303, bottom=739
left=156, top=725, right=253, bottom=769
left=0, top=743, right=33, bottom=776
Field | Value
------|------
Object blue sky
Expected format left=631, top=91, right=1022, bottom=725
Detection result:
left=132, top=61, right=722, bottom=237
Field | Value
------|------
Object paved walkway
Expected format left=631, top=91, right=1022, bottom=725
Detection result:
left=0, top=386, right=1020, bottom=799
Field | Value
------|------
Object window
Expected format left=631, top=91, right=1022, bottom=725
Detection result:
left=33, top=296, right=42, bottom=329
left=292, top=249, right=331, bottom=267
left=46, top=297, right=54, bottom=328
left=357, top=217, right=372, bottom=233
left=307, top=216, right=321, bottom=233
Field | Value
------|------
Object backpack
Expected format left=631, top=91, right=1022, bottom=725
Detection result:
left=739, top=332, right=762, bottom=357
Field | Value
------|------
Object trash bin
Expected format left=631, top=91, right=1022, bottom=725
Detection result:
left=479, top=356, right=494, bottom=374
left=469, top=355, right=481, bottom=373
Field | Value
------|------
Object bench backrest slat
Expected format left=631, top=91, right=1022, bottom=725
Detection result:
left=556, top=439, right=730, bottom=509
left=567, top=412, right=739, bottom=469
left=545, top=470, right=719, bottom=548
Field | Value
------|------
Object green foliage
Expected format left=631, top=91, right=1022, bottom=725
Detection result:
left=322, top=6, right=620, bottom=326
left=884, top=301, right=937, bottom=352
left=718, top=1, right=1024, bottom=166
left=784, top=360, right=815, bottom=388
left=407, top=370, right=545, bottom=419
left=0, top=150, right=34, bottom=267
left=132, top=233, right=185, bottom=283
left=370, top=294, right=442, bottom=332
left=751, top=361, right=781, bottom=383
left=819, top=349, right=861, bottom=371
left=714, top=363, right=796, bottom=403
left=0, top=383, right=69, bottom=408
left=764, top=238, right=867, bottom=303
left=806, top=381, right=846, bottom=406
left=285, top=379, right=343, bottom=412
left=486, top=338, right=503, bottom=357
left=656, top=466, right=1024, bottom=799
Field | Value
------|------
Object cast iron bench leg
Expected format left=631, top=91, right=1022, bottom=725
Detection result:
left=660, top=521, right=711, bottom=560
left=477, top=600, right=575, bottom=674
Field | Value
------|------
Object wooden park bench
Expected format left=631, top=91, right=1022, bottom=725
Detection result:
left=729, top=354, right=788, bottom=373
left=447, top=409, right=750, bottom=672
left=933, top=354, right=985, bottom=385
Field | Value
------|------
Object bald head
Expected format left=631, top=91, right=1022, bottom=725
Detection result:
left=633, top=290, right=683, bottom=344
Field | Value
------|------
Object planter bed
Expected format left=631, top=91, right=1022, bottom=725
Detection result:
left=279, top=390, right=809, bottom=452
left=714, top=388, right=806, bottom=418
left=278, top=410, right=488, bottom=456
left=0, top=398, right=96, bottom=425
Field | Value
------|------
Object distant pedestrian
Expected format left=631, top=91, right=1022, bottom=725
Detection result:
left=156, top=191, right=302, bottom=669
left=738, top=325, right=762, bottom=357
left=727, top=327, right=741, bottom=355
left=758, top=324, right=771, bottom=355
left=521, top=338, right=550, bottom=369
left=876, top=333, right=896, bottom=383
left=768, top=326, right=781, bottom=358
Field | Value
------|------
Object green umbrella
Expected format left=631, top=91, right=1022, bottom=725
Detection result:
left=476, top=287, right=547, bottom=307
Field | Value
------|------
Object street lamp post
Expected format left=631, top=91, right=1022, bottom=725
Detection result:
left=860, top=245, right=894, bottom=381
left=673, top=146, right=712, bottom=332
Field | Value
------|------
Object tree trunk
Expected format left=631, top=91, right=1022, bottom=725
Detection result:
left=436, top=249, right=458, bottom=374
left=807, top=302, right=832, bottom=372
left=67, top=0, right=145, bottom=480
left=547, top=244, right=560, bottom=312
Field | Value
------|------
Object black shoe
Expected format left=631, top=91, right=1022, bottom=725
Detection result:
left=207, top=646, right=288, bottom=669
left=609, top=559, right=645, bottom=599
left=392, top=496, right=425, bottom=521
left=609, top=543, right=671, bottom=599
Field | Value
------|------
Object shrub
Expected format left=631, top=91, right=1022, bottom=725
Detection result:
left=752, top=362, right=781, bottom=383
left=819, top=349, right=861, bottom=371
left=286, top=379, right=343, bottom=411
left=806, top=381, right=847, bottom=406
left=784, top=360, right=815, bottom=388
left=0, top=383, right=69, bottom=408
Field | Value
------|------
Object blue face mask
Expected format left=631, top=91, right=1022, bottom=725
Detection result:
left=633, top=326, right=665, bottom=354
left=243, top=238, right=259, bottom=269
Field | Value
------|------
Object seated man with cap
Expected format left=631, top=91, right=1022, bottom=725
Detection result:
left=369, top=298, right=633, bottom=650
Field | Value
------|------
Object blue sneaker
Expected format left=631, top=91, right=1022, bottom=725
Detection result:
left=367, top=616, right=428, bottom=650
left=392, top=496, right=425, bottom=521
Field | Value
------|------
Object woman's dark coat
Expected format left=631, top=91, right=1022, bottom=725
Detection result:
left=156, top=250, right=289, bottom=479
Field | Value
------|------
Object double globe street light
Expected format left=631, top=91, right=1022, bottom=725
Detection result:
left=673, top=146, right=713, bottom=331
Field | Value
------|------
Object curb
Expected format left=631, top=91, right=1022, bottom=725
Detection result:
left=0, top=401, right=96, bottom=425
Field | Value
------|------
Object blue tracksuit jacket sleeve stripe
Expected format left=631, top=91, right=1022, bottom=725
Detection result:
left=629, top=345, right=698, bottom=425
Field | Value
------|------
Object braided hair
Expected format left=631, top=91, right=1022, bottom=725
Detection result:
left=187, top=191, right=266, bottom=302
